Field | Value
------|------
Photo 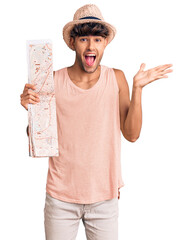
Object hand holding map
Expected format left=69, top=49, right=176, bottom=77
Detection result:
left=26, top=39, right=59, bottom=157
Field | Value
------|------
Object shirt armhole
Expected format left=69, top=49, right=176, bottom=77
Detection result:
left=112, top=68, right=120, bottom=93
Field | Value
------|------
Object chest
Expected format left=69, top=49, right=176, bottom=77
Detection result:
left=70, top=78, right=100, bottom=90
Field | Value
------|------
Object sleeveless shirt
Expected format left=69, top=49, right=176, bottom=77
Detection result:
left=45, top=65, right=125, bottom=204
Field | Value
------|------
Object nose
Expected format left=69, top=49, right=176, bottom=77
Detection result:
left=87, top=38, right=95, bottom=51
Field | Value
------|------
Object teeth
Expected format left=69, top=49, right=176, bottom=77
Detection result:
left=85, top=54, right=95, bottom=56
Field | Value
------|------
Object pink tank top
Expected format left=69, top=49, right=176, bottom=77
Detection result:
left=46, top=65, right=125, bottom=204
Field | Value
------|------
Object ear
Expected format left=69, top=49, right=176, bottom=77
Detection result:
left=69, top=37, right=75, bottom=51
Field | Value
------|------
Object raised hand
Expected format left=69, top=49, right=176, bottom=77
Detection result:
left=133, top=63, right=173, bottom=89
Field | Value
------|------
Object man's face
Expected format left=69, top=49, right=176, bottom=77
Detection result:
left=70, top=35, right=108, bottom=73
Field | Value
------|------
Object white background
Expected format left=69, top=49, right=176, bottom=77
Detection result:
left=0, top=0, right=193, bottom=239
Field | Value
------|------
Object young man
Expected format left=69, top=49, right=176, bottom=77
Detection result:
left=20, top=4, right=173, bottom=240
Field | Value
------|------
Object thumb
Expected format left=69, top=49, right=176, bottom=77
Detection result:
left=139, top=63, right=146, bottom=72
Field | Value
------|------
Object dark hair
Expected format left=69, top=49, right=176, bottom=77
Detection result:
left=70, top=22, right=109, bottom=40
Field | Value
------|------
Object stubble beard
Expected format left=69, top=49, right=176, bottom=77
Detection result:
left=76, top=53, right=103, bottom=74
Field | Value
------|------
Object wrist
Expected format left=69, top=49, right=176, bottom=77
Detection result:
left=133, top=78, right=142, bottom=91
left=132, top=84, right=142, bottom=92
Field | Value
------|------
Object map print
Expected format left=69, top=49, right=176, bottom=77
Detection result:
left=26, top=39, right=59, bottom=157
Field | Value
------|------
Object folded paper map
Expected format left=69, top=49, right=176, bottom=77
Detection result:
left=26, top=39, right=59, bottom=157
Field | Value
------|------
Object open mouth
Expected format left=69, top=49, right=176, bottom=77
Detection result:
left=84, top=54, right=96, bottom=66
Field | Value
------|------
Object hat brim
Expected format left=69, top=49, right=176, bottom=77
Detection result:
left=62, top=19, right=116, bottom=50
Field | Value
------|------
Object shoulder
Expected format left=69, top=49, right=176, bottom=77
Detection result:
left=112, top=68, right=128, bottom=93
left=53, top=66, right=67, bottom=77
left=112, top=68, right=125, bottom=77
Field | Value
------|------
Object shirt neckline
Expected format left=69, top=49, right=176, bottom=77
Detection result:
left=65, top=65, right=103, bottom=92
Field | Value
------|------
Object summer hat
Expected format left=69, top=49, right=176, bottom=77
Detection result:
left=62, top=4, right=117, bottom=50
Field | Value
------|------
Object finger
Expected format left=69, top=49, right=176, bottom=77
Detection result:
left=155, top=64, right=173, bottom=72
left=159, top=75, right=168, bottom=79
left=156, top=69, right=173, bottom=77
left=29, top=93, right=40, bottom=102
left=24, top=83, right=37, bottom=90
left=162, top=69, right=173, bottom=74
left=154, top=64, right=172, bottom=70
left=139, top=63, right=146, bottom=72
left=160, top=65, right=173, bottom=72
left=23, top=83, right=37, bottom=95
left=28, top=98, right=40, bottom=104
left=21, top=97, right=40, bottom=110
left=154, top=65, right=164, bottom=71
left=148, top=64, right=164, bottom=73
left=157, top=68, right=173, bottom=76
left=22, top=92, right=40, bottom=103
left=33, top=94, right=40, bottom=102
left=23, top=89, right=40, bottom=99
left=21, top=95, right=40, bottom=103
left=155, top=75, right=169, bottom=80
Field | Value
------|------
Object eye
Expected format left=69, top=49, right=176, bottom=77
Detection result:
left=95, top=38, right=101, bottom=42
left=80, top=38, right=87, bottom=42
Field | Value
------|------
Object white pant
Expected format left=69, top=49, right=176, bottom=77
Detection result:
left=44, top=192, right=119, bottom=240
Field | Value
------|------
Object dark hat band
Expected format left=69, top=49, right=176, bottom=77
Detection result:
left=79, top=16, right=101, bottom=20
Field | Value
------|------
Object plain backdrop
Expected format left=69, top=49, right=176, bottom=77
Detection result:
left=0, top=0, right=192, bottom=239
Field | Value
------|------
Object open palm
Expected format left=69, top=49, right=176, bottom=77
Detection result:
left=133, top=63, right=173, bottom=89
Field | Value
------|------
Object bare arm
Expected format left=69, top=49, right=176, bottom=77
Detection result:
left=124, top=86, right=142, bottom=141
left=113, top=68, right=141, bottom=142
left=113, top=63, right=173, bottom=142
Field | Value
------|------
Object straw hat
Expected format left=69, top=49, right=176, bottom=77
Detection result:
left=62, top=4, right=117, bottom=50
